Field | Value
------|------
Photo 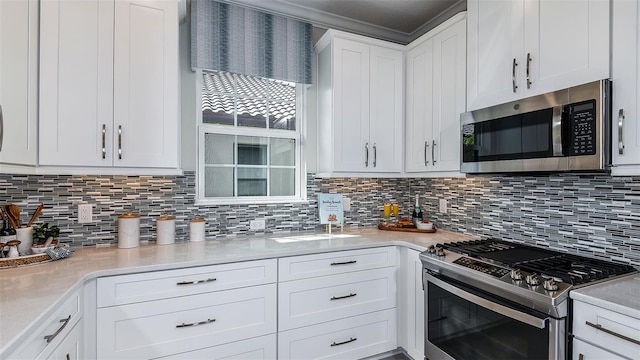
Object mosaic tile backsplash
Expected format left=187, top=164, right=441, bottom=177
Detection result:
left=0, top=172, right=638, bottom=266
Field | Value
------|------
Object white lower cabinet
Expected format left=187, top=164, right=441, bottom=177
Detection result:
left=152, top=334, right=277, bottom=360
left=278, top=247, right=398, bottom=359
left=96, top=260, right=278, bottom=359
left=278, top=309, right=397, bottom=360
left=398, top=248, right=424, bottom=360
left=4, top=289, right=83, bottom=359
left=572, top=300, right=640, bottom=360
left=40, top=321, right=83, bottom=360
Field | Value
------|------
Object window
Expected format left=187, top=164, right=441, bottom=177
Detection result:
left=197, top=70, right=304, bottom=204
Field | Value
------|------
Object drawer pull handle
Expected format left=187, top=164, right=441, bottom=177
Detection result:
left=176, top=277, right=217, bottom=286
left=176, top=318, right=216, bottom=328
left=44, top=315, right=72, bottom=343
left=331, top=337, right=357, bottom=347
left=585, top=321, right=640, bottom=345
left=331, top=293, right=357, bottom=301
left=330, top=260, right=357, bottom=266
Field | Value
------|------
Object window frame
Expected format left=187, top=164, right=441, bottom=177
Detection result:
left=195, top=69, right=307, bottom=205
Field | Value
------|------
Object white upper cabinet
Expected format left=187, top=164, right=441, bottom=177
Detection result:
left=405, top=13, right=466, bottom=174
left=0, top=0, right=38, bottom=169
left=611, top=0, right=640, bottom=174
left=316, top=31, right=404, bottom=176
left=39, top=0, right=179, bottom=171
left=467, top=0, right=610, bottom=111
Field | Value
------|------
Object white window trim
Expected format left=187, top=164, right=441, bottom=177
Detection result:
left=194, top=69, right=308, bottom=206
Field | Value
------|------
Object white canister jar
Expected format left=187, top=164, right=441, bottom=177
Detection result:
left=156, top=215, right=176, bottom=245
left=118, top=213, right=140, bottom=249
left=189, top=218, right=205, bottom=242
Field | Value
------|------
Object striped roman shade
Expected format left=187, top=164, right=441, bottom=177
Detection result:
left=191, top=0, right=313, bottom=84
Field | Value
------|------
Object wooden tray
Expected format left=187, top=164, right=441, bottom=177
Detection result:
left=378, top=222, right=437, bottom=233
left=0, top=253, right=53, bottom=269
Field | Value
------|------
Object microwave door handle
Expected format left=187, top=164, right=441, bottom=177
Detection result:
left=552, top=106, right=565, bottom=156
left=426, top=273, right=548, bottom=329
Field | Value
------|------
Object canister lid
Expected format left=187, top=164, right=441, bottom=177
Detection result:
left=118, top=213, right=140, bottom=219
left=190, top=218, right=205, bottom=223
left=157, top=215, right=176, bottom=221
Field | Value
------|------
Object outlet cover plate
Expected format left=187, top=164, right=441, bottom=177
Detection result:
left=78, top=204, right=93, bottom=223
left=250, top=219, right=266, bottom=231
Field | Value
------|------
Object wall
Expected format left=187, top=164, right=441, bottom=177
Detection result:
left=1, top=172, right=638, bottom=266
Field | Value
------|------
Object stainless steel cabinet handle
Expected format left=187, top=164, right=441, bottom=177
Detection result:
left=618, top=109, right=625, bottom=155
left=101, top=124, right=106, bottom=159
left=364, top=142, right=369, bottom=167
left=373, top=143, right=377, bottom=167
left=585, top=321, right=640, bottom=345
left=330, top=293, right=357, bottom=300
left=526, top=53, right=532, bottom=89
left=176, top=277, right=217, bottom=286
left=330, top=337, right=357, bottom=347
left=44, top=315, right=72, bottom=343
left=512, top=58, right=518, bottom=93
left=578, top=354, right=584, bottom=360
left=0, top=105, right=4, bottom=152
left=66, top=354, right=71, bottom=360
left=424, top=141, right=429, bottom=166
left=118, top=125, right=122, bottom=159
left=176, top=318, right=216, bottom=328
left=330, top=260, right=357, bottom=266
left=432, top=140, right=437, bottom=165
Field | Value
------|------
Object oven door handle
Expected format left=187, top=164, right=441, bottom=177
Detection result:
left=426, top=273, right=548, bottom=329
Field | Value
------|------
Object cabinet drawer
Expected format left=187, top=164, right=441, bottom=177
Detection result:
left=97, top=259, right=276, bottom=307
left=97, top=284, right=277, bottom=359
left=152, top=334, right=276, bottom=360
left=39, top=321, right=83, bottom=360
left=278, top=309, right=397, bottom=360
left=572, top=338, right=627, bottom=360
left=279, top=267, right=396, bottom=330
left=278, top=247, right=396, bottom=281
left=573, top=300, right=640, bottom=359
left=8, top=289, right=82, bottom=359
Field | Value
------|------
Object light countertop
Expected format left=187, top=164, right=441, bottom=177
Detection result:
left=570, top=273, right=640, bottom=320
left=0, top=227, right=471, bottom=354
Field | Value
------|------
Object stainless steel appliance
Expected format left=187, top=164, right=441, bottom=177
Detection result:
left=461, top=80, right=612, bottom=173
left=420, top=239, right=637, bottom=360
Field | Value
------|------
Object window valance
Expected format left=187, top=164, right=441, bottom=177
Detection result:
left=191, top=0, right=313, bottom=84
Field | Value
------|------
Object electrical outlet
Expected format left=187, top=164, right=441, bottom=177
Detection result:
left=343, top=196, right=351, bottom=211
left=439, top=199, right=448, bottom=214
left=250, top=219, right=266, bottom=231
left=78, top=204, right=93, bottom=223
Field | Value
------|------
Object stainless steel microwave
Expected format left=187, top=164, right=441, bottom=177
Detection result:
left=460, top=80, right=611, bottom=173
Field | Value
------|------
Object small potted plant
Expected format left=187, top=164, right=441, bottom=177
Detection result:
left=32, top=223, right=60, bottom=246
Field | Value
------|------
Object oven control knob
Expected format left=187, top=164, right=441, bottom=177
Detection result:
left=543, top=278, right=559, bottom=291
left=436, top=248, right=445, bottom=257
left=427, top=245, right=436, bottom=254
left=526, top=273, right=541, bottom=286
left=510, top=268, right=523, bottom=281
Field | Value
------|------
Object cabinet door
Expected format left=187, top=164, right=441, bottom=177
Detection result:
left=526, top=0, right=609, bottom=96
left=612, top=0, right=640, bottom=172
left=431, top=18, right=466, bottom=172
left=0, top=0, right=38, bottom=167
left=398, top=249, right=425, bottom=360
left=405, top=39, right=433, bottom=173
left=332, top=37, right=370, bottom=172
left=572, top=338, right=628, bottom=360
left=113, top=0, right=178, bottom=168
left=369, top=45, right=403, bottom=172
left=39, top=0, right=114, bottom=166
left=467, top=0, right=524, bottom=111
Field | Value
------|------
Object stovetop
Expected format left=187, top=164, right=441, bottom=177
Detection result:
left=419, top=238, right=638, bottom=317
left=442, top=239, right=637, bottom=285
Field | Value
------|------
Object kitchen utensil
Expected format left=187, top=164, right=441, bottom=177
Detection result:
left=0, top=208, right=6, bottom=222
left=27, top=203, right=44, bottom=228
left=6, top=204, right=21, bottom=228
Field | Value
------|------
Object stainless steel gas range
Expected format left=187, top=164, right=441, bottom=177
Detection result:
left=419, top=239, right=637, bottom=360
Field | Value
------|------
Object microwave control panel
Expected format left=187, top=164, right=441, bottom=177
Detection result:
left=567, top=100, right=596, bottom=156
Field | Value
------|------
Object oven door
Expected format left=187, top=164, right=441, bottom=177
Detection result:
left=424, top=271, right=565, bottom=360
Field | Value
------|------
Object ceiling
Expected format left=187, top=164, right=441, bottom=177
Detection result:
left=223, top=0, right=467, bottom=44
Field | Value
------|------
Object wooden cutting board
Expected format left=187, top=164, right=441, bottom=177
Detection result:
left=377, top=222, right=437, bottom=233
